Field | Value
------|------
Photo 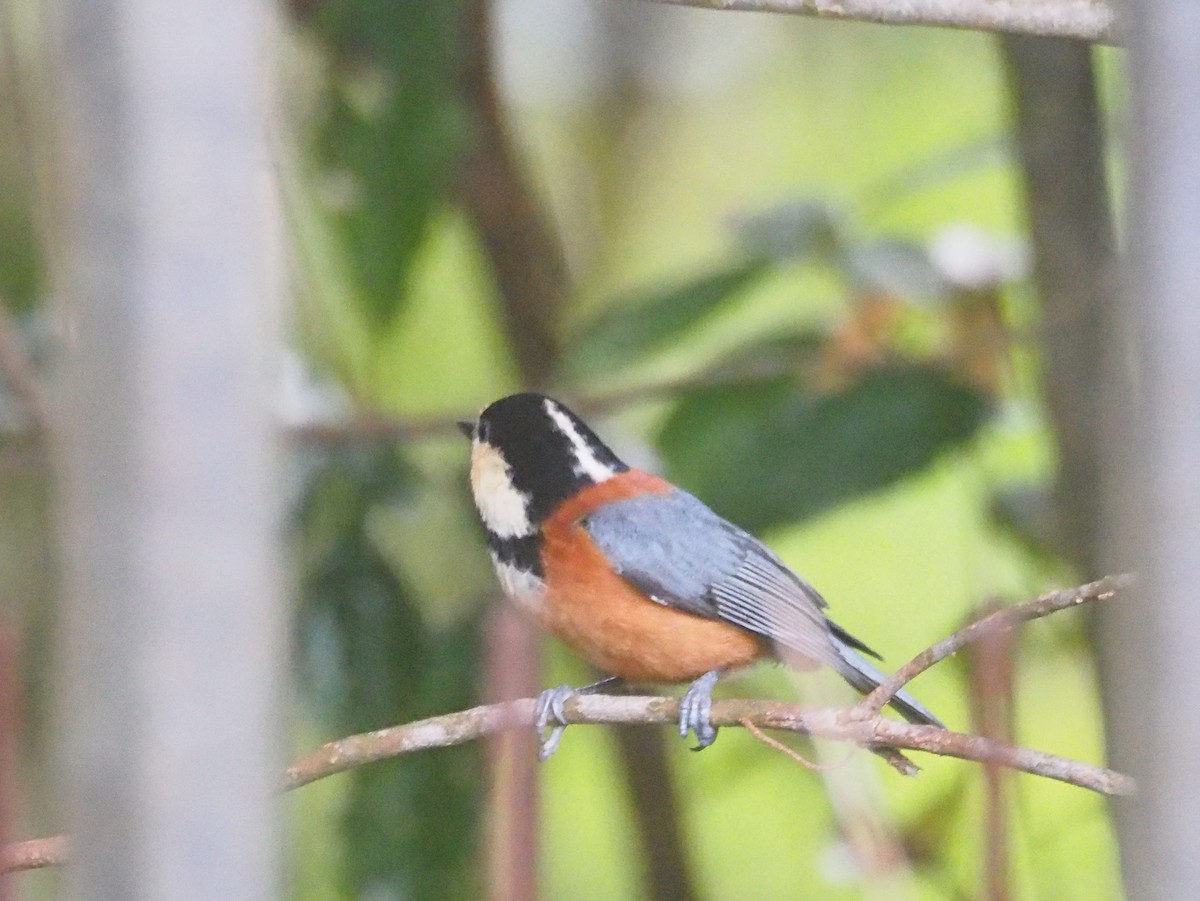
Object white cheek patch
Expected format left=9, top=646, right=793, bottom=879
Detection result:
left=543, top=399, right=616, bottom=483
left=471, top=442, right=533, bottom=538
left=490, top=554, right=546, bottom=617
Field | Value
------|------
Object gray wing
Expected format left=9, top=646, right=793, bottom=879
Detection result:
left=582, top=489, right=842, bottom=669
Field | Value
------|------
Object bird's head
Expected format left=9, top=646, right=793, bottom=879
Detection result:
left=459, top=393, right=628, bottom=536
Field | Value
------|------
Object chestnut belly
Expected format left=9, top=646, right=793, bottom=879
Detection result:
left=539, top=527, right=765, bottom=683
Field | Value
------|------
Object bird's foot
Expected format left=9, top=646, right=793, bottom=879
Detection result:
left=534, top=676, right=625, bottom=761
left=535, top=684, right=574, bottom=761
left=679, top=670, right=721, bottom=751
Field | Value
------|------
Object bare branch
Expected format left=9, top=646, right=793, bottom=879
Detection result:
left=861, top=574, right=1133, bottom=714
left=635, top=0, right=1119, bottom=45
left=0, top=835, right=68, bottom=873
left=1, top=577, right=1134, bottom=875
left=279, top=694, right=1131, bottom=796
left=3, top=695, right=1131, bottom=875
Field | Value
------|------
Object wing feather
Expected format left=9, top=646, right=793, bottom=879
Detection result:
left=582, top=489, right=842, bottom=667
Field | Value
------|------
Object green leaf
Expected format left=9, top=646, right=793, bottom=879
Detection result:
left=302, top=0, right=469, bottom=330
left=657, top=363, right=990, bottom=532
left=568, top=259, right=771, bottom=377
left=0, top=181, right=41, bottom=314
left=698, top=329, right=826, bottom=383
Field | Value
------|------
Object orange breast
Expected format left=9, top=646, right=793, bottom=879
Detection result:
left=537, top=470, right=766, bottom=683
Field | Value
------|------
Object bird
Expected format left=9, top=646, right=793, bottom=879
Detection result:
left=460, top=392, right=943, bottom=759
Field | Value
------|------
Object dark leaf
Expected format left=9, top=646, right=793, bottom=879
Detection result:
left=0, top=184, right=41, bottom=314
left=295, top=444, right=481, bottom=901
left=568, top=259, right=771, bottom=377
left=657, top=363, right=990, bottom=532
left=700, top=329, right=827, bottom=382
left=303, top=0, right=469, bottom=329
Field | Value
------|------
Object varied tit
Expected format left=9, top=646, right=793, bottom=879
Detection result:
left=460, top=392, right=943, bottom=759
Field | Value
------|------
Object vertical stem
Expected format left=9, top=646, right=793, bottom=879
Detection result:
left=612, top=728, right=698, bottom=901
left=1000, top=35, right=1117, bottom=577
left=56, top=2, right=281, bottom=898
left=481, top=605, right=541, bottom=901
left=460, top=0, right=567, bottom=388
left=1107, top=3, right=1200, bottom=898
left=966, top=606, right=1015, bottom=901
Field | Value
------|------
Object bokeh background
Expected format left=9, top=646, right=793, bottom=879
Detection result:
left=1, top=1, right=1128, bottom=898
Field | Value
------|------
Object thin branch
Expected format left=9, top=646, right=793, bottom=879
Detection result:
left=284, top=364, right=803, bottom=447
left=860, top=574, right=1134, bottom=715
left=740, top=716, right=852, bottom=771
left=1, top=577, right=1135, bottom=875
left=277, top=693, right=1132, bottom=796
left=459, top=0, right=569, bottom=386
left=4, top=695, right=1131, bottom=875
left=0, top=835, right=67, bottom=873
left=287, top=416, right=460, bottom=446
left=636, top=0, right=1119, bottom=46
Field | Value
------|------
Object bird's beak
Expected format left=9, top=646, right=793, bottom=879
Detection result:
left=457, top=420, right=476, bottom=439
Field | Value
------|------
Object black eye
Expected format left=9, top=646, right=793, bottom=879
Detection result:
left=476, top=419, right=492, bottom=442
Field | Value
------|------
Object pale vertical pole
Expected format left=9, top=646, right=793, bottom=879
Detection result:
left=1104, top=2, right=1200, bottom=898
left=55, top=2, right=281, bottom=899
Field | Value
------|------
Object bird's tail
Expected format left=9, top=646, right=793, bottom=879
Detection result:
left=830, top=636, right=944, bottom=728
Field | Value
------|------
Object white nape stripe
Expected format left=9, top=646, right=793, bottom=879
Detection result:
left=543, top=399, right=616, bottom=483
left=490, top=553, right=546, bottom=617
left=471, top=442, right=533, bottom=538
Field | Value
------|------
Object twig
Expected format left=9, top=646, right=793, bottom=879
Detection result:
left=860, top=574, right=1134, bottom=715
left=284, top=365, right=801, bottom=447
left=0, top=835, right=67, bottom=873
left=740, top=716, right=854, bottom=771
left=287, top=416, right=461, bottom=446
left=636, top=0, right=1118, bottom=46
left=1, top=577, right=1135, bottom=875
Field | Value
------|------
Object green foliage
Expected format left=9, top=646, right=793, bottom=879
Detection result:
left=302, top=0, right=469, bottom=330
left=0, top=58, right=43, bottom=313
left=296, top=446, right=481, bottom=901
left=658, top=363, right=990, bottom=533
left=567, top=259, right=772, bottom=377
left=733, top=201, right=948, bottom=300
left=0, top=180, right=40, bottom=313
left=570, top=191, right=993, bottom=534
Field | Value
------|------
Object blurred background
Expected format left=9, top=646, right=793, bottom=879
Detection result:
left=1, top=0, right=1129, bottom=898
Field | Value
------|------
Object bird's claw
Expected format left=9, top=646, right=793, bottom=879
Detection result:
left=680, top=670, right=721, bottom=751
left=535, top=684, right=575, bottom=761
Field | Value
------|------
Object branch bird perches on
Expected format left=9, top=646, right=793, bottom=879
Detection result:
left=1, top=575, right=1135, bottom=876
